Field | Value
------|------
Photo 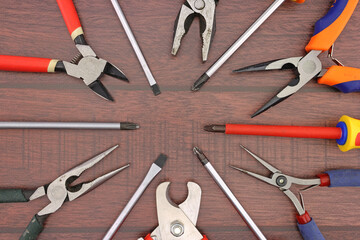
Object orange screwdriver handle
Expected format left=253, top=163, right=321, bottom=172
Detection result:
left=318, top=66, right=360, bottom=93
left=0, top=55, right=58, bottom=73
left=305, top=0, right=358, bottom=52
left=56, top=0, right=84, bottom=41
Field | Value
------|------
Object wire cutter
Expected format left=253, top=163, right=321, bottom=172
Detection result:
left=0, top=145, right=129, bottom=240
left=234, top=0, right=359, bottom=117
left=140, top=182, right=208, bottom=240
left=172, top=0, right=218, bottom=62
left=230, top=145, right=360, bottom=240
left=0, top=0, right=128, bottom=102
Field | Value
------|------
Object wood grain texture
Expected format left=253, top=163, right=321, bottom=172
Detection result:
left=0, top=0, right=360, bottom=239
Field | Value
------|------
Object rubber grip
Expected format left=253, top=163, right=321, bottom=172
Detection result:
left=318, top=66, right=360, bottom=93
left=56, top=0, right=83, bottom=40
left=20, top=214, right=48, bottom=240
left=0, top=189, right=30, bottom=203
left=337, top=115, right=360, bottom=152
left=305, top=0, right=358, bottom=52
left=0, top=55, right=54, bottom=72
left=202, top=235, right=209, bottom=240
left=325, top=169, right=360, bottom=187
left=297, top=218, right=325, bottom=240
left=143, top=233, right=153, bottom=240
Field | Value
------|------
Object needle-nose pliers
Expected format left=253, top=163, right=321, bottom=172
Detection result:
left=172, top=0, right=218, bottom=62
left=234, top=0, right=359, bottom=117
left=0, top=0, right=129, bottom=101
left=231, top=145, right=360, bottom=240
left=0, top=145, right=129, bottom=240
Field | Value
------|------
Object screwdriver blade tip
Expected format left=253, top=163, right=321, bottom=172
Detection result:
left=154, top=154, right=168, bottom=168
left=120, top=122, right=140, bottom=130
left=151, top=84, right=161, bottom=96
left=204, top=125, right=225, bottom=132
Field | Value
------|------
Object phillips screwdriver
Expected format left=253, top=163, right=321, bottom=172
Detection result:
left=205, top=115, right=360, bottom=152
left=191, top=0, right=304, bottom=91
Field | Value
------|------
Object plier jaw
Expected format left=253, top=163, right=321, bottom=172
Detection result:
left=172, top=0, right=217, bottom=62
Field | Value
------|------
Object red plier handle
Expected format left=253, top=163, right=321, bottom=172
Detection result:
left=56, top=0, right=84, bottom=42
left=0, top=55, right=59, bottom=73
left=143, top=233, right=209, bottom=240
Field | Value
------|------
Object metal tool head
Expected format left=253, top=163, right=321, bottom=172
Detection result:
left=63, top=45, right=128, bottom=101
left=235, top=50, right=323, bottom=117
left=150, top=182, right=203, bottom=240
left=231, top=145, right=321, bottom=215
left=172, top=0, right=217, bottom=62
left=37, top=145, right=129, bottom=216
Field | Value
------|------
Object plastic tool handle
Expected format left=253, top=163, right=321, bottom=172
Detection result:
left=297, top=218, right=325, bottom=240
left=318, top=169, right=360, bottom=187
left=318, top=66, right=360, bottom=93
left=305, top=0, right=358, bottom=52
left=0, top=55, right=58, bottom=73
left=337, top=115, right=360, bottom=152
left=20, top=214, right=49, bottom=240
left=142, top=233, right=209, bottom=240
left=0, top=189, right=35, bottom=203
left=56, top=0, right=84, bottom=40
left=225, top=124, right=342, bottom=139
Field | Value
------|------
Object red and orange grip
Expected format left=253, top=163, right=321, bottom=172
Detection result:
left=318, top=66, right=360, bottom=93
left=0, top=55, right=58, bottom=73
left=56, top=0, right=83, bottom=40
left=306, top=0, right=358, bottom=52
left=144, top=233, right=208, bottom=240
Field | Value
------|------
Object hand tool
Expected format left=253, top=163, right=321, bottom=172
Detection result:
left=110, top=0, right=161, bottom=96
left=103, top=154, right=167, bottom=240
left=0, top=145, right=129, bottom=240
left=0, top=121, right=139, bottom=130
left=234, top=0, right=359, bottom=117
left=172, top=0, right=218, bottom=62
left=191, top=0, right=304, bottom=91
left=193, top=147, right=266, bottom=240
left=0, top=0, right=129, bottom=101
left=204, top=115, right=360, bottom=152
left=231, top=145, right=360, bottom=240
left=139, top=181, right=207, bottom=240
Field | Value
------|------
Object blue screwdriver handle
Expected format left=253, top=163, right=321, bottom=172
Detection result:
left=325, top=169, right=360, bottom=187
left=297, top=218, right=325, bottom=240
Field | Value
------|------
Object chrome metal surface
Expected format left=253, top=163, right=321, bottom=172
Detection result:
left=0, top=122, right=122, bottom=129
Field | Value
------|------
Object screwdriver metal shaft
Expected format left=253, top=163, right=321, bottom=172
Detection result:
left=191, top=0, right=286, bottom=91
left=193, top=147, right=267, bottom=240
left=103, top=154, right=167, bottom=240
left=0, top=122, right=139, bottom=130
left=110, top=0, right=161, bottom=96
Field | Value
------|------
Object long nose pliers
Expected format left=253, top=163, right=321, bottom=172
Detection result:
left=172, top=0, right=218, bottom=62
left=234, top=0, right=359, bottom=117
left=0, top=145, right=129, bottom=240
left=230, top=145, right=360, bottom=240
left=0, top=0, right=129, bottom=102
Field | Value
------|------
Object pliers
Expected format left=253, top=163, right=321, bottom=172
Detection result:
left=0, top=0, right=128, bottom=102
left=234, top=0, right=359, bottom=117
left=172, top=0, right=218, bottom=62
left=140, top=182, right=208, bottom=240
left=0, top=145, right=129, bottom=240
left=230, top=145, right=360, bottom=240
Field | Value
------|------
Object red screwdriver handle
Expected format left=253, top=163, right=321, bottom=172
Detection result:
left=225, top=124, right=342, bottom=139
left=56, top=0, right=84, bottom=41
left=0, top=55, right=58, bottom=73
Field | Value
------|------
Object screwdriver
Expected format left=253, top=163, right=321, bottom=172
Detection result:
left=191, top=0, right=305, bottom=91
left=204, top=115, right=360, bottom=152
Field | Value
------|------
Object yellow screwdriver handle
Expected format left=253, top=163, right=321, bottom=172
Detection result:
left=337, top=115, right=360, bottom=152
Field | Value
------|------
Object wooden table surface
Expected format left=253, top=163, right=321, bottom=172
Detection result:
left=1, top=0, right=360, bottom=239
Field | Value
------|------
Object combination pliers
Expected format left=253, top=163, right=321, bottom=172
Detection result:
left=0, top=0, right=129, bottom=101
left=0, top=145, right=129, bottom=240
left=140, top=182, right=208, bottom=240
left=234, top=0, right=360, bottom=117
left=172, top=0, right=218, bottom=62
left=230, top=145, right=360, bottom=240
